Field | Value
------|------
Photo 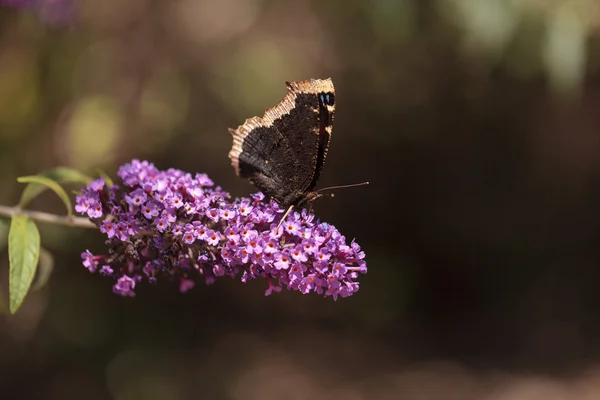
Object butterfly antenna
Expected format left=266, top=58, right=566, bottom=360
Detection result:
left=276, top=205, right=295, bottom=231
left=316, top=181, right=370, bottom=194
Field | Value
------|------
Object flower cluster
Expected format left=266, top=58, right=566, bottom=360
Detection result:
left=76, top=160, right=367, bottom=299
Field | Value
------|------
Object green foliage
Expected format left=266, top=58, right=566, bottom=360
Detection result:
left=18, top=167, right=92, bottom=209
left=0, top=168, right=94, bottom=314
left=8, top=214, right=40, bottom=314
left=18, top=175, right=76, bottom=218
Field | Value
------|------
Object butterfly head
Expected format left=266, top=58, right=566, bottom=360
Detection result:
left=290, top=191, right=324, bottom=209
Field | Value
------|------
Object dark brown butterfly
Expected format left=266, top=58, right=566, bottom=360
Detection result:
left=228, top=78, right=335, bottom=209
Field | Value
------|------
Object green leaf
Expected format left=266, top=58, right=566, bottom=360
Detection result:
left=17, top=175, right=74, bottom=218
left=9, top=215, right=40, bottom=314
left=18, top=167, right=92, bottom=209
left=95, top=168, right=114, bottom=187
left=31, top=247, right=54, bottom=292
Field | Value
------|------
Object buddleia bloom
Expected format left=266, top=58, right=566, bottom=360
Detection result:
left=76, top=160, right=367, bottom=299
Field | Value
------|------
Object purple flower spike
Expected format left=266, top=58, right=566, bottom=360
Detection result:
left=76, top=160, right=367, bottom=299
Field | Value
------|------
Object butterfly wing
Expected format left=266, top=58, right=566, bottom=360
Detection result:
left=228, top=78, right=335, bottom=206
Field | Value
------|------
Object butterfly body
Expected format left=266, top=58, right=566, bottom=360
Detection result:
left=228, top=78, right=335, bottom=208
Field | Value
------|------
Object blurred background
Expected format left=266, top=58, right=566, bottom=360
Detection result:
left=1, top=0, right=600, bottom=398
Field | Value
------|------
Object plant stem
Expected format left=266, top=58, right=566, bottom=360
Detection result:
left=0, top=204, right=96, bottom=229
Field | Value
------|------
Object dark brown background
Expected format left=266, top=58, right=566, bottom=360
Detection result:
left=2, top=1, right=600, bottom=399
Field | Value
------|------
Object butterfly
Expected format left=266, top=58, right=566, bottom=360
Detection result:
left=228, top=78, right=335, bottom=210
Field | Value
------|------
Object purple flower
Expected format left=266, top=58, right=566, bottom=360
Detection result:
left=182, top=228, right=196, bottom=244
left=224, top=226, right=240, bottom=243
left=283, top=219, right=300, bottom=236
left=235, top=247, right=251, bottom=264
left=100, top=265, right=113, bottom=276
left=239, top=200, right=253, bottom=216
left=125, top=188, right=147, bottom=207
left=206, top=230, right=222, bottom=246
left=141, top=200, right=161, bottom=219
left=76, top=160, right=367, bottom=299
left=274, top=251, right=291, bottom=270
left=86, top=199, right=103, bottom=219
left=172, top=224, right=184, bottom=237
left=290, top=245, right=308, bottom=262
left=220, top=208, right=236, bottom=220
left=81, top=250, right=100, bottom=273
left=314, top=260, right=329, bottom=274
left=115, top=222, right=129, bottom=241
left=263, top=238, right=278, bottom=254
left=168, top=192, right=184, bottom=209
left=113, top=276, right=136, bottom=297
left=299, top=274, right=319, bottom=294
left=74, top=197, right=89, bottom=214
left=315, top=249, right=331, bottom=262
left=89, top=178, right=105, bottom=192
left=332, top=262, right=348, bottom=278
left=288, top=263, right=306, bottom=283
left=100, top=220, right=116, bottom=238
left=302, top=239, right=317, bottom=255
left=205, top=208, right=220, bottom=222
left=245, top=236, right=262, bottom=254
left=240, top=224, right=257, bottom=242
left=155, top=216, right=169, bottom=232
